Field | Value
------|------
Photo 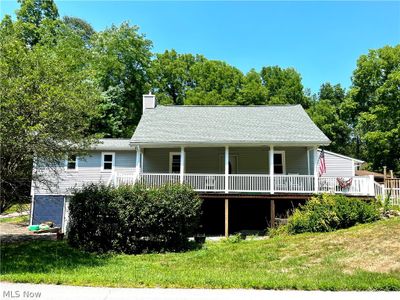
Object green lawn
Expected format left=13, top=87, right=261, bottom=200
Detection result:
left=2, top=203, right=30, bottom=215
left=0, top=203, right=30, bottom=224
left=0, top=215, right=29, bottom=224
left=1, top=218, right=400, bottom=290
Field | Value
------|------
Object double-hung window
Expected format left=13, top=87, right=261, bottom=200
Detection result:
left=66, top=155, right=78, bottom=171
left=273, top=151, right=286, bottom=174
left=102, top=152, right=115, bottom=171
left=169, top=152, right=181, bottom=173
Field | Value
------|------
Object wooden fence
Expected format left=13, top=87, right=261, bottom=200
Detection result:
left=385, top=179, right=400, bottom=206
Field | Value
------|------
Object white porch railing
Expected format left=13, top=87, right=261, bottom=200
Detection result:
left=184, top=174, right=225, bottom=192
left=318, top=176, right=372, bottom=196
left=229, top=174, right=270, bottom=193
left=374, top=181, right=384, bottom=199
left=114, top=173, right=375, bottom=196
left=274, top=175, right=314, bottom=193
left=138, top=173, right=180, bottom=188
left=115, top=174, right=138, bottom=186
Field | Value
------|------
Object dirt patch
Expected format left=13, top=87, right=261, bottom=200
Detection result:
left=338, top=219, right=400, bottom=273
left=0, top=222, right=58, bottom=244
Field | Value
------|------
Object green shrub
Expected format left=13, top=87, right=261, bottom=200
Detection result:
left=286, top=194, right=380, bottom=234
left=67, top=184, right=202, bottom=254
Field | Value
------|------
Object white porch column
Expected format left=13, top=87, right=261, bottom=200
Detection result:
left=225, top=146, right=229, bottom=193
left=180, top=146, right=185, bottom=184
left=269, top=145, right=274, bottom=194
left=313, top=147, right=319, bottom=193
left=135, top=146, right=141, bottom=175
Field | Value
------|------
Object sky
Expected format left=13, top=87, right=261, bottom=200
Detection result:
left=1, top=1, right=399, bottom=93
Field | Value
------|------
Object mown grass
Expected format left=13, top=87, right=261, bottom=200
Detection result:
left=0, top=215, right=29, bottom=224
left=2, top=204, right=30, bottom=215
left=1, top=218, right=399, bottom=290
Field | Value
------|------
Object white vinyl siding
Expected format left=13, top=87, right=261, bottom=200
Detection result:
left=320, top=151, right=354, bottom=177
left=33, top=151, right=136, bottom=194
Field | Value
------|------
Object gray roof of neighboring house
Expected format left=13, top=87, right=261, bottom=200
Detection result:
left=91, top=139, right=132, bottom=151
left=131, top=105, right=331, bottom=146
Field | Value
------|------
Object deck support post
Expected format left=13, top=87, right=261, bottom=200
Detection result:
left=270, top=199, right=275, bottom=228
left=180, top=146, right=185, bottom=184
left=225, top=146, right=229, bottom=193
left=269, top=145, right=274, bottom=194
left=313, top=147, right=318, bottom=193
left=225, top=198, right=229, bottom=237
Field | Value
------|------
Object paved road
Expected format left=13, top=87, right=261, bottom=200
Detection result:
left=1, top=283, right=399, bottom=300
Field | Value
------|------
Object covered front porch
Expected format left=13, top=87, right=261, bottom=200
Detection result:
left=114, top=145, right=374, bottom=196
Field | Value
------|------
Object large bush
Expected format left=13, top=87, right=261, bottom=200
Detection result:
left=67, top=184, right=202, bottom=254
left=286, top=194, right=380, bottom=234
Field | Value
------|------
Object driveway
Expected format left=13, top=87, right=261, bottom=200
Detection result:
left=0, top=283, right=399, bottom=300
left=0, top=223, right=57, bottom=244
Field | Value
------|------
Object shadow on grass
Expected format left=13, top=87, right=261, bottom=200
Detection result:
left=0, top=240, right=110, bottom=275
left=0, top=240, right=205, bottom=276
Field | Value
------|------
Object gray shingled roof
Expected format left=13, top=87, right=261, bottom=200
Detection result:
left=131, top=105, right=330, bottom=146
left=91, top=139, right=132, bottom=150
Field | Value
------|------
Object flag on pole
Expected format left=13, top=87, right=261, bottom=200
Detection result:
left=318, top=149, right=327, bottom=176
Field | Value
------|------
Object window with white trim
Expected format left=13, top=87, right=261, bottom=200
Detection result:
left=169, top=152, right=181, bottom=173
left=273, top=152, right=286, bottom=174
left=66, top=155, right=77, bottom=170
left=102, top=152, right=115, bottom=171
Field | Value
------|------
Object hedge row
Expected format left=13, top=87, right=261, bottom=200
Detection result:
left=286, top=194, right=380, bottom=234
left=67, top=184, right=202, bottom=254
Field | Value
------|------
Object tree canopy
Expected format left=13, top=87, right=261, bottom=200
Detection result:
left=350, top=45, right=400, bottom=172
left=1, top=0, right=399, bottom=212
left=0, top=0, right=101, bottom=211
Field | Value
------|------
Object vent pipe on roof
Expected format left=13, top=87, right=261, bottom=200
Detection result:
left=143, top=92, right=157, bottom=113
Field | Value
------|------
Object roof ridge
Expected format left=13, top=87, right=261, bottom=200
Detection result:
left=157, top=104, right=302, bottom=108
left=98, top=138, right=131, bottom=140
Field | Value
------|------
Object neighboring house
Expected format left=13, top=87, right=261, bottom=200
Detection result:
left=317, top=149, right=364, bottom=177
left=31, top=93, right=376, bottom=236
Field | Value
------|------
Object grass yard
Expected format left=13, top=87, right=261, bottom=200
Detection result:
left=1, top=218, right=400, bottom=290
left=0, top=215, right=29, bottom=224
left=0, top=203, right=30, bottom=224
left=2, top=203, right=30, bottom=215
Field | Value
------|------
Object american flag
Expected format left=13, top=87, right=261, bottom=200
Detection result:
left=318, top=149, right=327, bottom=176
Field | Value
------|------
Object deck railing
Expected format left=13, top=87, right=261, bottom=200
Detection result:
left=229, top=174, right=271, bottom=193
left=138, top=173, right=180, bottom=188
left=318, top=176, right=372, bottom=195
left=114, top=173, right=375, bottom=196
left=184, top=174, right=225, bottom=192
left=274, top=175, right=314, bottom=193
